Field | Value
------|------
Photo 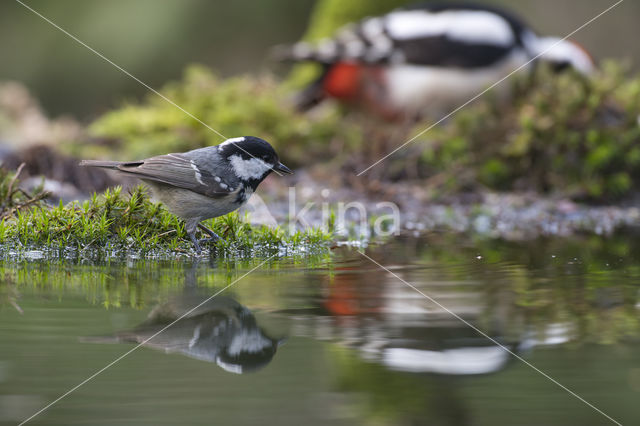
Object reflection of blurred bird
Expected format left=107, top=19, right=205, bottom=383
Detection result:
left=79, top=136, right=292, bottom=253
left=276, top=2, right=594, bottom=119
left=94, top=295, right=284, bottom=374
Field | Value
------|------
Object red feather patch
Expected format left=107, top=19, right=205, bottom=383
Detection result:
left=322, top=62, right=363, bottom=100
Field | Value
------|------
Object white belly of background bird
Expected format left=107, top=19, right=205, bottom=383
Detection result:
left=384, top=49, right=530, bottom=115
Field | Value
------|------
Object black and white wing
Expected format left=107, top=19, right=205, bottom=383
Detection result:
left=277, top=3, right=531, bottom=69
left=95, top=153, right=236, bottom=198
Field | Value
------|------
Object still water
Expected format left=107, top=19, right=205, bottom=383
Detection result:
left=1, top=234, right=639, bottom=425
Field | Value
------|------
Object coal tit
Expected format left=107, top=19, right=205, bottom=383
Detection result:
left=80, top=136, right=292, bottom=253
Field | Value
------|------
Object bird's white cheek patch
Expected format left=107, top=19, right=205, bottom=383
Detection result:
left=229, top=155, right=272, bottom=180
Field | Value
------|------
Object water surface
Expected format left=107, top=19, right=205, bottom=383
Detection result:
left=1, top=234, right=639, bottom=425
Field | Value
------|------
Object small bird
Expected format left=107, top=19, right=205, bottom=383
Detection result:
left=276, top=2, right=595, bottom=119
left=80, top=136, right=292, bottom=253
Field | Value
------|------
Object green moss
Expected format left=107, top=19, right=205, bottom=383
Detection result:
left=418, top=62, right=640, bottom=200
left=0, top=183, right=331, bottom=258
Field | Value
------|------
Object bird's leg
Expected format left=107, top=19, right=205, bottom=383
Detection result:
left=185, top=219, right=202, bottom=254
left=188, top=230, right=202, bottom=254
left=197, top=223, right=221, bottom=245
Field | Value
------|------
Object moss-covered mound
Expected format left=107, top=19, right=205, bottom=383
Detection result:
left=413, top=63, right=640, bottom=201
left=0, top=168, right=331, bottom=257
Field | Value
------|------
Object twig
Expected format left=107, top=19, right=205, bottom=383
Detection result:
left=17, top=188, right=35, bottom=200
left=6, top=163, right=25, bottom=203
left=1, top=191, right=50, bottom=219
left=156, top=229, right=176, bottom=238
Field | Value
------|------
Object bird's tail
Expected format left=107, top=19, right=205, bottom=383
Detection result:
left=79, top=160, right=143, bottom=169
left=78, top=160, right=123, bottom=169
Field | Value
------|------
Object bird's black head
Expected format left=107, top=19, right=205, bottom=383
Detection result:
left=217, top=136, right=292, bottom=185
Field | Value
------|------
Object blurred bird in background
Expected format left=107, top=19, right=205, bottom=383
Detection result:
left=276, top=2, right=595, bottom=120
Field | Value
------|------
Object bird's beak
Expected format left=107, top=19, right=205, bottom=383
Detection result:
left=273, top=162, right=293, bottom=175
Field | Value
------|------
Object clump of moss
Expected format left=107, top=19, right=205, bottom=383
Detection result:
left=77, top=66, right=357, bottom=168
left=0, top=183, right=331, bottom=257
left=417, top=62, right=640, bottom=201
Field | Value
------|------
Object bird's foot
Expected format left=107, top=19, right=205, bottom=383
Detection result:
left=197, top=224, right=221, bottom=248
left=197, top=236, right=220, bottom=245
left=189, top=224, right=222, bottom=254
left=197, top=223, right=221, bottom=240
left=189, top=232, right=202, bottom=255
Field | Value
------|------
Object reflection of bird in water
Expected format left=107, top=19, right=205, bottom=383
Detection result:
left=114, top=295, right=284, bottom=374
left=287, top=264, right=572, bottom=375
left=292, top=313, right=516, bottom=375
left=87, top=263, right=284, bottom=374
left=276, top=2, right=594, bottom=120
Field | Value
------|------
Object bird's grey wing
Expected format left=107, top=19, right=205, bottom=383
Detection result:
left=117, top=153, right=234, bottom=198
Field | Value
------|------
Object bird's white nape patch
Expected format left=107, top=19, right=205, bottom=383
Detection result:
left=189, top=160, right=205, bottom=185
left=229, top=155, right=273, bottom=180
left=218, top=137, right=245, bottom=152
left=386, top=10, right=515, bottom=47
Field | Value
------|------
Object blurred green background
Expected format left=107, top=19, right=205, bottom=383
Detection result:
left=1, top=0, right=638, bottom=119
